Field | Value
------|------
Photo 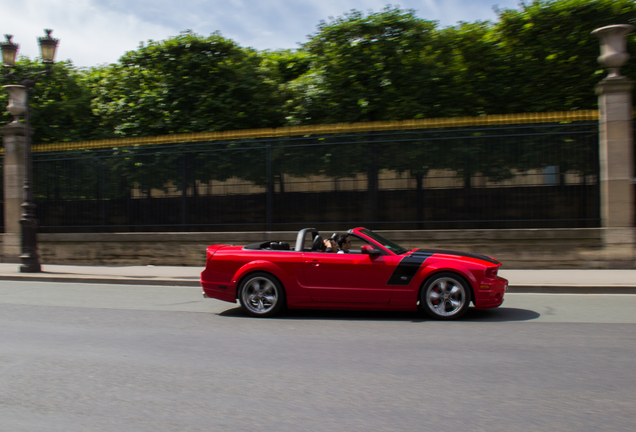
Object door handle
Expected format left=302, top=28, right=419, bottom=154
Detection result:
left=304, top=260, right=320, bottom=267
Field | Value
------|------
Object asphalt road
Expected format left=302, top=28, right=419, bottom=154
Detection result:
left=1, top=281, right=635, bottom=432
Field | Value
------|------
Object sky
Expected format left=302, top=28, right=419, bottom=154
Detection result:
left=0, top=0, right=520, bottom=68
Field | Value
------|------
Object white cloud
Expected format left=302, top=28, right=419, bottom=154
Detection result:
left=0, top=0, right=174, bottom=67
left=0, top=0, right=519, bottom=67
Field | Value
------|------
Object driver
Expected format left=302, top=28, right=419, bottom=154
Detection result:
left=337, top=234, right=351, bottom=253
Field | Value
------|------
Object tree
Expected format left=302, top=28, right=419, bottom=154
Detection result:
left=494, top=0, right=636, bottom=112
left=87, top=31, right=286, bottom=139
left=287, top=7, right=443, bottom=125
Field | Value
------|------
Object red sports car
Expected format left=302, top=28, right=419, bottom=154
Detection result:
left=200, top=227, right=508, bottom=320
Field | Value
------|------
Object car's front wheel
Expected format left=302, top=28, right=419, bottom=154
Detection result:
left=238, top=272, right=285, bottom=318
left=420, top=272, right=471, bottom=320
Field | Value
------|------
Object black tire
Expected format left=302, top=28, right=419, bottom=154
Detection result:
left=420, top=272, right=471, bottom=320
left=238, top=272, right=286, bottom=318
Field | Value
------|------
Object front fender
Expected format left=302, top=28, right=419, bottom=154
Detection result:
left=418, top=262, right=480, bottom=293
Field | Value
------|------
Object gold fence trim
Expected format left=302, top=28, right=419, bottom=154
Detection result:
left=8, top=110, right=611, bottom=153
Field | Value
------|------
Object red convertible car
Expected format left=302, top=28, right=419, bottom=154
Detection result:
left=200, top=227, right=508, bottom=320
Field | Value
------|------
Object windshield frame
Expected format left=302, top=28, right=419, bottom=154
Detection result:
left=357, top=229, right=409, bottom=255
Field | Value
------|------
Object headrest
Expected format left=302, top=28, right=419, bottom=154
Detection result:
left=311, top=234, right=324, bottom=251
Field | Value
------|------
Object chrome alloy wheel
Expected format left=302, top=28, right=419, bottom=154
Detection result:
left=425, top=276, right=467, bottom=317
left=241, top=276, right=279, bottom=315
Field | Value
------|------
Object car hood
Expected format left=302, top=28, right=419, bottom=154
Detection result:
left=412, top=248, right=501, bottom=265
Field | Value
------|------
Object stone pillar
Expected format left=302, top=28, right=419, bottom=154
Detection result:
left=592, top=24, right=635, bottom=228
left=596, top=77, right=634, bottom=227
left=1, top=121, right=26, bottom=262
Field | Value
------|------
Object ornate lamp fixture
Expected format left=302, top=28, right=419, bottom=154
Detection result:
left=39, top=29, right=59, bottom=64
left=1, top=34, right=18, bottom=67
left=1, top=30, right=59, bottom=273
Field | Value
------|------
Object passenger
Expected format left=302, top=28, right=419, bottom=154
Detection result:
left=314, top=239, right=327, bottom=252
left=323, top=237, right=339, bottom=252
left=337, top=234, right=351, bottom=253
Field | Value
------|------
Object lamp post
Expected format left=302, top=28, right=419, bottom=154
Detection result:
left=2, top=30, right=59, bottom=272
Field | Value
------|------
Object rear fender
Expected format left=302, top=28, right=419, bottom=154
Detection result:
left=206, top=244, right=229, bottom=260
left=233, top=260, right=289, bottom=295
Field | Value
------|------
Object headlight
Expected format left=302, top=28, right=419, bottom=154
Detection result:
left=485, top=267, right=498, bottom=278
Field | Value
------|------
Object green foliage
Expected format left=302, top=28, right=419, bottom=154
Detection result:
left=494, top=0, right=636, bottom=112
left=286, top=1, right=636, bottom=122
left=87, top=31, right=286, bottom=138
left=259, top=49, right=311, bottom=83
left=287, top=7, right=442, bottom=125
left=434, top=22, right=505, bottom=116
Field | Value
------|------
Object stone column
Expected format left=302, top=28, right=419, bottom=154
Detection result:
left=592, top=24, right=635, bottom=267
left=1, top=121, right=26, bottom=262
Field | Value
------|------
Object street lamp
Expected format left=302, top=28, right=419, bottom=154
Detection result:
left=1, top=30, right=59, bottom=272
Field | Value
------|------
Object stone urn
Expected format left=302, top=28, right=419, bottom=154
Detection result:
left=591, top=24, right=634, bottom=78
left=3, top=84, right=27, bottom=123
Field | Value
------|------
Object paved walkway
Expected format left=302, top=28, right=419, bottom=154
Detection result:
left=0, top=264, right=200, bottom=286
left=0, top=264, right=635, bottom=293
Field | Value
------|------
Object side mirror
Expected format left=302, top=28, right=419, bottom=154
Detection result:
left=361, top=245, right=381, bottom=256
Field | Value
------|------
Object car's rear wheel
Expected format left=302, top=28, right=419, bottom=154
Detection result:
left=238, top=272, right=285, bottom=318
left=421, top=272, right=471, bottom=320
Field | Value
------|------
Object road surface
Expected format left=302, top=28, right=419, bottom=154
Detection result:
left=1, top=281, right=635, bottom=432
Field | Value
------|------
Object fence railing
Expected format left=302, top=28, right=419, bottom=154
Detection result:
left=1, top=111, right=603, bottom=232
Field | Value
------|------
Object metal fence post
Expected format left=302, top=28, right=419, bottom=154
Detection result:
left=367, top=134, right=379, bottom=225
left=100, top=157, right=106, bottom=227
left=266, top=143, right=273, bottom=231
left=181, top=154, right=188, bottom=231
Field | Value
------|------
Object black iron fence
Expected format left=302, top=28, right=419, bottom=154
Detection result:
left=11, top=114, right=599, bottom=233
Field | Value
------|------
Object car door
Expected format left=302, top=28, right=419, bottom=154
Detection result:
left=300, top=248, right=399, bottom=304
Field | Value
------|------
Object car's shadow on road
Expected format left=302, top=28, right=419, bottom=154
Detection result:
left=218, top=306, right=540, bottom=322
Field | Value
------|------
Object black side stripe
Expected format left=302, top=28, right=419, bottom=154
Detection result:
left=416, top=249, right=501, bottom=265
left=387, top=252, right=433, bottom=285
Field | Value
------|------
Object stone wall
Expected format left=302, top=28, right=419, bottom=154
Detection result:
left=2, top=228, right=633, bottom=269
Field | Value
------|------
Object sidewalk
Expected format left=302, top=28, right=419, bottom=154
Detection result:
left=499, top=269, right=636, bottom=294
left=0, top=264, right=201, bottom=287
left=0, top=264, right=635, bottom=293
